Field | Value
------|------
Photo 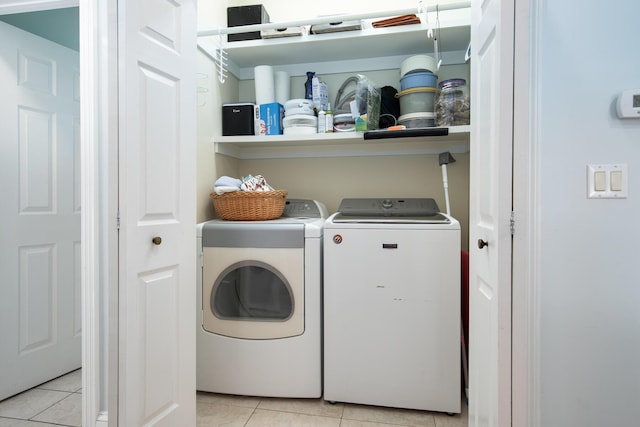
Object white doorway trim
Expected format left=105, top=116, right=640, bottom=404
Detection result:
left=512, top=0, right=540, bottom=426
left=79, top=0, right=118, bottom=425
left=0, top=1, right=103, bottom=426
left=78, top=0, right=102, bottom=424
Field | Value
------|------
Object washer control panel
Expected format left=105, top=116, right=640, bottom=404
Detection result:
left=337, top=198, right=440, bottom=217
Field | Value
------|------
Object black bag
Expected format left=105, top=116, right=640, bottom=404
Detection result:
left=379, top=85, right=400, bottom=128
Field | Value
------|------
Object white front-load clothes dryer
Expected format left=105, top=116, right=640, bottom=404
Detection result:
left=196, top=199, right=327, bottom=398
left=323, top=198, right=461, bottom=413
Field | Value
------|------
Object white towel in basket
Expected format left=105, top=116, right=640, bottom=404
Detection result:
left=240, top=175, right=273, bottom=192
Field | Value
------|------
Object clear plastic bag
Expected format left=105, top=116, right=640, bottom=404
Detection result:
left=355, top=74, right=381, bottom=130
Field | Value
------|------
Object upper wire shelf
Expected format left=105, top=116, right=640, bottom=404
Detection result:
left=197, top=1, right=471, bottom=83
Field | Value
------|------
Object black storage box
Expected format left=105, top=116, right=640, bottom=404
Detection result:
left=222, top=103, right=256, bottom=136
left=227, top=5, right=270, bottom=42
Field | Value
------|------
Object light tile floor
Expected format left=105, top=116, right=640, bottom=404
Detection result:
left=197, top=392, right=468, bottom=427
left=0, top=370, right=468, bottom=427
left=0, top=369, right=82, bottom=427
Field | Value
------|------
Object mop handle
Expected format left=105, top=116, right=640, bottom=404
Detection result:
left=441, top=163, right=451, bottom=217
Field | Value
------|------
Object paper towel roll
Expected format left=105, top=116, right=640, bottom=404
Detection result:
left=254, top=65, right=275, bottom=105
left=274, top=71, right=290, bottom=105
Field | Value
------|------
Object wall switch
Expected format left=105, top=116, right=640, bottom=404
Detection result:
left=594, top=171, right=606, bottom=191
left=587, top=164, right=628, bottom=199
left=610, top=171, right=623, bottom=191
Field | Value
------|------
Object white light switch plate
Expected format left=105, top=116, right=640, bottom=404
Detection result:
left=587, top=164, right=628, bottom=199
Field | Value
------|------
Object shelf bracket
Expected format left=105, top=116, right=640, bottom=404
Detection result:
left=420, top=0, right=433, bottom=38
left=213, top=30, right=228, bottom=83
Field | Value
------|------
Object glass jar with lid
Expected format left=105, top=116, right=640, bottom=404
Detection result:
left=435, top=78, right=470, bottom=126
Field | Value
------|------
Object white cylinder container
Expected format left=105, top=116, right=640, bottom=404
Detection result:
left=254, top=65, right=275, bottom=105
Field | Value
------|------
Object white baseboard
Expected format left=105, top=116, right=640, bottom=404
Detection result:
left=96, top=411, right=108, bottom=427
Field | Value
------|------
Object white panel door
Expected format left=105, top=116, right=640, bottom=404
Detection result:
left=468, top=0, right=514, bottom=425
left=0, top=21, right=81, bottom=401
left=117, top=0, right=196, bottom=425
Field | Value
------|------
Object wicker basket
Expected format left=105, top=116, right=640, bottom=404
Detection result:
left=210, top=190, right=288, bottom=221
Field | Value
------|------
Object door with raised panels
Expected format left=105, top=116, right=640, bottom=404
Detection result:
left=117, top=0, right=197, bottom=424
left=468, top=0, right=514, bottom=425
left=0, top=21, right=81, bottom=401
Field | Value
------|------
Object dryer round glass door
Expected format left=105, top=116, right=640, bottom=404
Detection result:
left=202, top=247, right=304, bottom=339
left=212, top=260, right=293, bottom=320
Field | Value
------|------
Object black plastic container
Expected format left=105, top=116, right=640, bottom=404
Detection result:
left=222, top=103, right=255, bottom=136
left=227, top=5, right=270, bottom=42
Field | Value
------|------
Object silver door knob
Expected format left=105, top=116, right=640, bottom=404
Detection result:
left=477, top=239, right=488, bottom=249
left=152, top=236, right=162, bottom=245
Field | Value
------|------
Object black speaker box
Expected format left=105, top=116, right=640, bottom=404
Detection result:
left=222, top=103, right=255, bottom=136
left=227, top=5, right=270, bottom=42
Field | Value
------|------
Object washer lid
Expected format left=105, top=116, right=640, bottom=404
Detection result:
left=332, top=198, right=450, bottom=224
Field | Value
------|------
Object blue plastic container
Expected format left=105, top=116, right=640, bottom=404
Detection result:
left=400, top=71, right=438, bottom=90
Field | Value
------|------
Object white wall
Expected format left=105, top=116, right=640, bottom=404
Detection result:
left=535, top=1, right=640, bottom=425
left=197, top=0, right=240, bottom=223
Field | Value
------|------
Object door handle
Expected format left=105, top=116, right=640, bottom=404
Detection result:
left=152, top=236, right=162, bottom=245
left=477, top=239, right=488, bottom=249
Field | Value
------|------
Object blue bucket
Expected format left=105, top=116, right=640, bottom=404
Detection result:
left=400, top=71, right=438, bottom=91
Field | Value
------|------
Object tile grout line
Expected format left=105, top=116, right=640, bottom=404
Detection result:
left=247, top=406, right=343, bottom=419
left=27, top=391, right=74, bottom=422
left=242, top=397, right=262, bottom=427
left=243, top=397, right=344, bottom=425
left=0, top=415, right=59, bottom=425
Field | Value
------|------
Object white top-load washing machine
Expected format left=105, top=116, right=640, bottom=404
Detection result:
left=323, top=198, right=461, bottom=413
left=196, top=199, right=327, bottom=398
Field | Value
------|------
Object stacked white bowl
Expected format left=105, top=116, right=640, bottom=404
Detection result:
left=396, top=55, right=438, bottom=128
left=283, top=99, right=317, bottom=135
